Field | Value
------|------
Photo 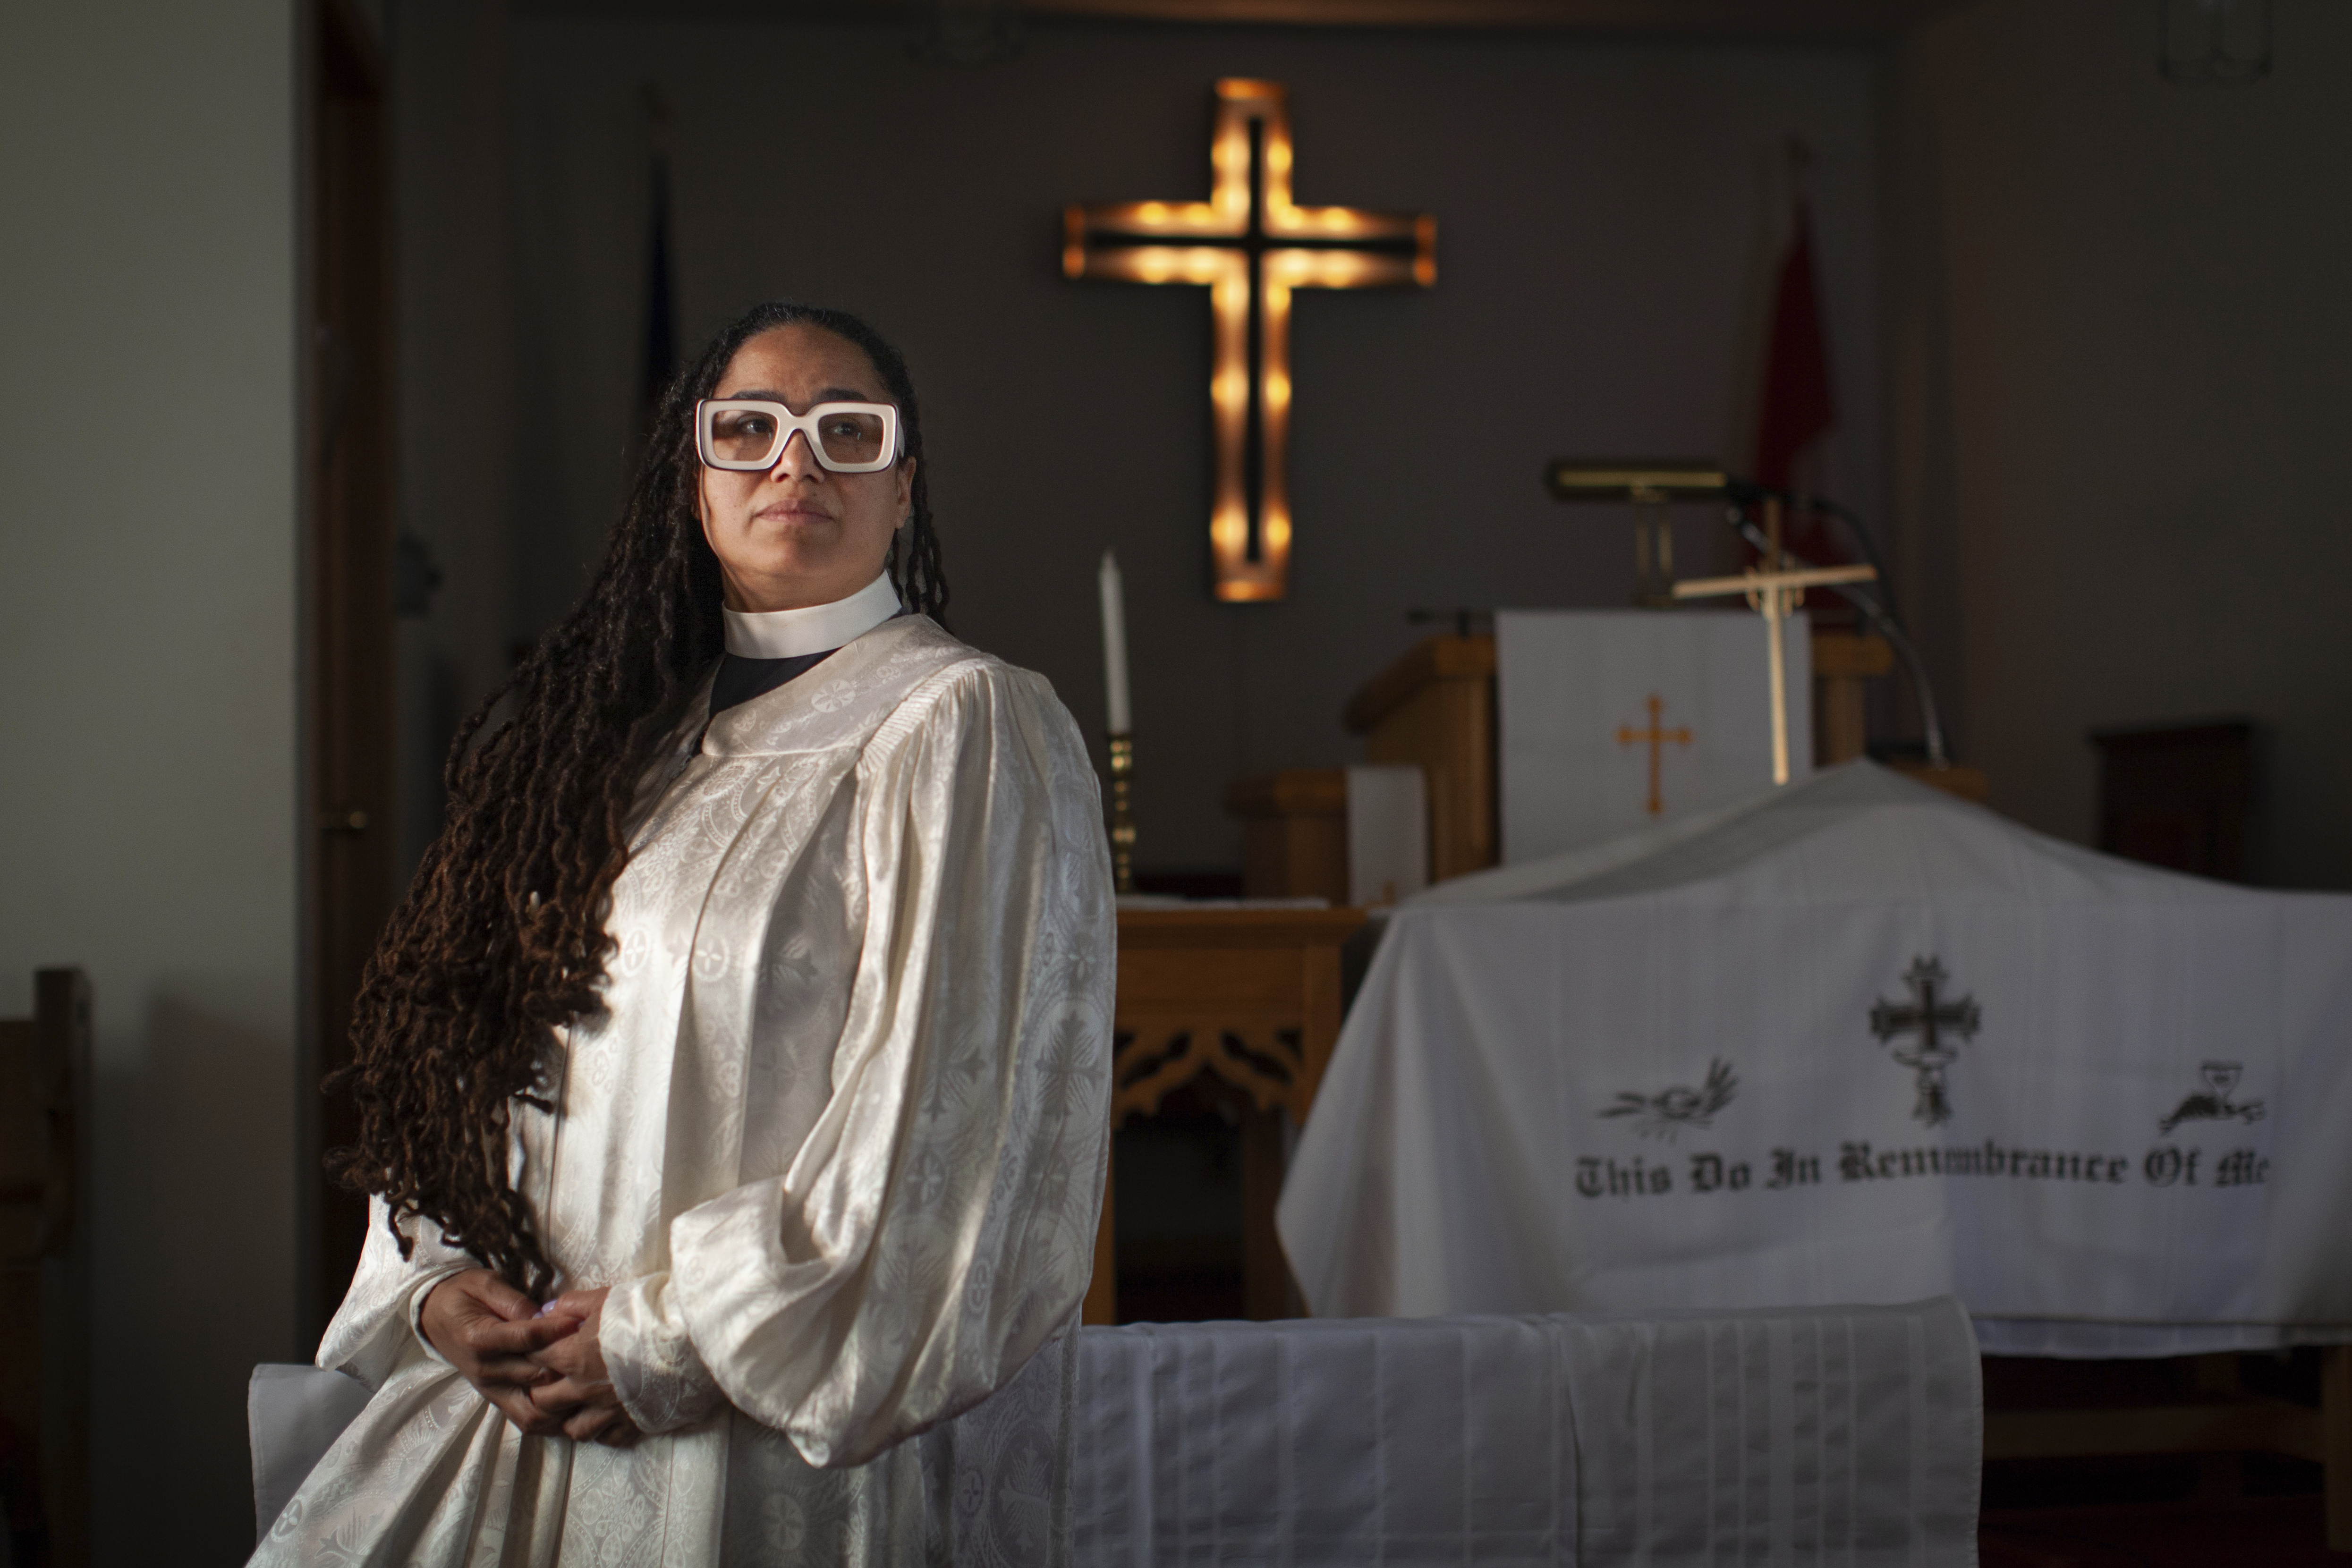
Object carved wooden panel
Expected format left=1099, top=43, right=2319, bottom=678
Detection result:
left=1087, top=907, right=1364, bottom=1326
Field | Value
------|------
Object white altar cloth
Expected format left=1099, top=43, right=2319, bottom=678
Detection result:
left=1279, top=762, right=2352, bottom=1351
left=1072, top=1301, right=1978, bottom=1565
left=254, top=1297, right=1981, bottom=1565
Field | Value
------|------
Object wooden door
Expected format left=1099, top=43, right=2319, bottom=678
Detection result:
left=303, top=0, right=394, bottom=1343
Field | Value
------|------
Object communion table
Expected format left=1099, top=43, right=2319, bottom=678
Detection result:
left=1087, top=903, right=1367, bottom=1325
left=1279, top=761, right=2352, bottom=1349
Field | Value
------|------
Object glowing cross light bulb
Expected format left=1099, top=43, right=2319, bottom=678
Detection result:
left=1211, top=505, right=1249, bottom=553
left=1061, top=78, right=1437, bottom=602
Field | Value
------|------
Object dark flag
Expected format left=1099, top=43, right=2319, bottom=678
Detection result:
left=1753, top=201, right=1834, bottom=491
left=1751, top=200, right=1841, bottom=567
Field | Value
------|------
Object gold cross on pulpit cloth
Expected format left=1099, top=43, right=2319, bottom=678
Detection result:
left=1063, top=79, right=1437, bottom=602
left=1672, top=499, right=1877, bottom=785
left=1616, top=694, right=1693, bottom=816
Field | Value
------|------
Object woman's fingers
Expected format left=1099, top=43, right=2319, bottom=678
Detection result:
left=483, top=1383, right=569, bottom=1438
left=564, top=1404, right=617, bottom=1443
left=546, top=1287, right=608, bottom=1320
left=565, top=1405, right=644, bottom=1447
left=471, top=1353, right=555, bottom=1388
left=468, top=1312, right=579, bottom=1360
left=527, top=1375, right=613, bottom=1412
left=475, top=1374, right=638, bottom=1445
left=467, top=1271, right=542, bottom=1322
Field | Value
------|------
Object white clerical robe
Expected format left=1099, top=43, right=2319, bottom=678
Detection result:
left=253, top=616, right=1115, bottom=1567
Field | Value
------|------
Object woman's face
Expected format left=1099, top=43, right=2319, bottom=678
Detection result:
left=696, top=322, right=915, bottom=613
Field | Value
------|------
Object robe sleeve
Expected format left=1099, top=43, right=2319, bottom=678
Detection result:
left=314, top=1195, right=475, bottom=1390
left=598, top=661, right=1115, bottom=1466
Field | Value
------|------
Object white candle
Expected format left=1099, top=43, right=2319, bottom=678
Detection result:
left=1098, top=550, right=1132, bottom=735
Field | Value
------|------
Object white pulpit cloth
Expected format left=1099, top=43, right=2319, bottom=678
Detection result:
left=1497, top=609, right=1811, bottom=864
left=1279, top=762, right=2352, bottom=1351
left=253, top=1297, right=1981, bottom=1566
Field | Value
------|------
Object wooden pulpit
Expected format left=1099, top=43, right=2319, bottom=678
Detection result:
left=1341, top=636, right=1497, bottom=881
left=1087, top=906, right=1366, bottom=1325
left=1257, top=630, right=1988, bottom=901
left=1811, top=629, right=1892, bottom=766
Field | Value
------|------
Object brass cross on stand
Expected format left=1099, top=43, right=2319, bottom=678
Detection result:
left=1671, top=497, right=1876, bottom=784
left=1615, top=694, right=1692, bottom=816
left=1064, top=79, right=1437, bottom=602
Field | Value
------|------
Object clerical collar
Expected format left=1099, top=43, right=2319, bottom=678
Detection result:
left=721, top=572, right=901, bottom=659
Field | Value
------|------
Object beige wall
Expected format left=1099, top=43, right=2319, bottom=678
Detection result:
left=1891, top=0, right=2352, bottom=885
left=0, top=5, right=301, bottom=1564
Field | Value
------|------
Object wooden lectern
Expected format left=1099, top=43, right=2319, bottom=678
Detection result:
left=1812, top=629, right=1892, bottom=766
left=1816, top=629, right=1990, bottom=800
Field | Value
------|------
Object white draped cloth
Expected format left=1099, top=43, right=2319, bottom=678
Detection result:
left=1073, top=1300, right=1980, bottom=1565
left=259, top=1296, right=1984, bottom=1567
left=253, top=616, right=1115, bottom=1567
left=1281, top=762, right=2352, bottom=1349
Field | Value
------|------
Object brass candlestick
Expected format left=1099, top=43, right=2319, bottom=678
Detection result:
left=1106, top=731, right=1137, bottom=894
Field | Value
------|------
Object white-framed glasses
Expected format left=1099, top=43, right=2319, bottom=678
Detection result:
left=695, top=398, right=902, bottom=474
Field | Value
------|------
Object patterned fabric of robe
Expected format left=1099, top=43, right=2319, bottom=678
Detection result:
left=253, top=617, right=1115, bottom=1567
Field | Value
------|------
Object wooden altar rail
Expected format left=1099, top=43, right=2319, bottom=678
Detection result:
left=1085, top=907, right=1366, bottom=1327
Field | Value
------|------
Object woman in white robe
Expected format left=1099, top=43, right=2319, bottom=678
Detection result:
left=255, top=305, right=1113, bottom=1566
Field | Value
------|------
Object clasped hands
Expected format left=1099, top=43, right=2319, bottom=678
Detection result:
left=420, top=1270, right=642, bottom=1446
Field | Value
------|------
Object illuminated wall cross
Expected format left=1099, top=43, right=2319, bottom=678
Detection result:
left=1616, top=695, right=1693, bottom=816
left=1064, top=79, right=1437, bottom=602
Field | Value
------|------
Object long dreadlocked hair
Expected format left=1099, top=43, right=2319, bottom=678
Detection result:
left=329, top=302, right=948, bottom=1297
